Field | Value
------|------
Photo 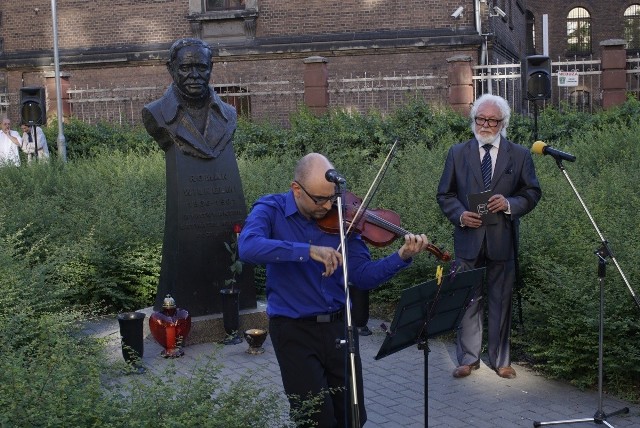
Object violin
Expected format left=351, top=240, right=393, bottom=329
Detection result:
left=317, top=191, right=452, bottom=262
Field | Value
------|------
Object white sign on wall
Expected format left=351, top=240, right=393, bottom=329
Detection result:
left=558, top=71, right=579, bottom=87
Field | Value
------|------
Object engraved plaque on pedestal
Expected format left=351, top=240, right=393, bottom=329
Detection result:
left=154, top=142, right=256, bottom=316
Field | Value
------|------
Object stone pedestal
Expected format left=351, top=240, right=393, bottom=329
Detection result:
left=154, top=141, right=256, bottom=317
left=182, top=301, right=268, bottom=346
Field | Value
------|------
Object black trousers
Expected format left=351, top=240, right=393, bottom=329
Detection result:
left=269, top=316, right=366, bottom=428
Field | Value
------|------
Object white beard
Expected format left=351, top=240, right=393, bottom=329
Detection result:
left=474, top=131, right=500, bottom=146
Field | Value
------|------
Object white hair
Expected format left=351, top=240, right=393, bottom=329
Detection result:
left=469, top=94, right=511, bottom=138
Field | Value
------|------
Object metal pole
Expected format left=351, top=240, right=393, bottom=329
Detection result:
left=51, top=0, right=67, bottom=162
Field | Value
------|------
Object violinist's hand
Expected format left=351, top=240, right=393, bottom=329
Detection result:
left=310, top=245, right=343, bottom=277
left=397, top=233, right=430, bottom=261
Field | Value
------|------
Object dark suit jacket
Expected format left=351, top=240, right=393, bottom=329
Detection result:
left=142, top=84, right=237, bottom=159
left=436, top=137, right=541, bottom=261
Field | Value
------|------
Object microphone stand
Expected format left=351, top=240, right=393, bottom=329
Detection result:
left=333, top=180, right=361, bottom=428
left=533, top=157, right=638, bottom=427
left=332, top=139, right=398, bottom=427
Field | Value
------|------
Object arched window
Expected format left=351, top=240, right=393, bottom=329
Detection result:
left=624, top=4, right=640, bottom=51
left=567, top=7, right=591, bottom=55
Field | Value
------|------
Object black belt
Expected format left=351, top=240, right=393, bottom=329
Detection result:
left=297, top=309, right=344, bottom=323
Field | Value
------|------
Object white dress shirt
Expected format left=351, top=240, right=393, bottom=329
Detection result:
left=0, top=130, right=21, bottom=166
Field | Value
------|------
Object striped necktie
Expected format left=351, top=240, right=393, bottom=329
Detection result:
left=481, top=144, right=493, bottom=190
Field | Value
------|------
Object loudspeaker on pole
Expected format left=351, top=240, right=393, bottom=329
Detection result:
left=19, top=86, right=47, bottom=126
left=521, top=55, right=552, bottom=101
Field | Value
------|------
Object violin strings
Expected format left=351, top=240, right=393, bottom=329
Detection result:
left=365, top=212, right=408, bottom=236
left=336, top=140, right=399, bottom=252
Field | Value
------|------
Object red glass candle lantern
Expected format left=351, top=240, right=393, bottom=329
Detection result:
left=149, top=294, right=192, bottom=358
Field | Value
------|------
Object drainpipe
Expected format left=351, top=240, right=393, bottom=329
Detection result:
left=475, top=0, right=486, bottom=66
left=475, top=0, right=493, bottom=94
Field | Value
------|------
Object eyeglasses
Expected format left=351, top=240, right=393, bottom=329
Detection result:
left=294, top=181, right=338, bottom=205
left=474, top=117, right=503, bottom=128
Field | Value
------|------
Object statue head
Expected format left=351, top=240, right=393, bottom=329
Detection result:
left=166, top=38, right=214, bottom=101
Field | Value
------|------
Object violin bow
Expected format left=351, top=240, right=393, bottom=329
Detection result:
left=338, top=138, right=399, bottom=247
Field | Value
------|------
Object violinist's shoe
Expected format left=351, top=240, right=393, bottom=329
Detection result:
left=452, top=360, right=480, bottom=378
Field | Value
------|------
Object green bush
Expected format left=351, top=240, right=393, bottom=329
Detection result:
left=514, top=119, right=640, bottom=398
left=0, top=228, right=299, bottom=427
left=1, top=98, right=640, bottom=403
left=43, top=118, right=159, bottom=160
left=0, top=152, right=165, bottom=311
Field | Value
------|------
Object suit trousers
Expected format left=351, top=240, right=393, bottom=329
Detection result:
left=455, top=241, right=515, bottom=369
left=270, top=316, right=365, bottom=428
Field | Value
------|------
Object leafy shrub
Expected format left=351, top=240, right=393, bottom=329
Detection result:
left=0, top=151, right=165, bottom=311
left=0, top=229, right=299, bottom=427
left=2, top=98, right=640, bottom=402
left=44, top=118, right=159, bottom=160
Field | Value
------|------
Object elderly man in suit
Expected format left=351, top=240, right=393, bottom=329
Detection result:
left=436, top=94, right=541, bottom=379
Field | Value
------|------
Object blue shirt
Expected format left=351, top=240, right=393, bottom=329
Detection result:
left=238, top=191, right=411, bottom=318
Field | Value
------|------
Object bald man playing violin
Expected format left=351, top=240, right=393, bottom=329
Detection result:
left=239, top=152, right=430, bottom=428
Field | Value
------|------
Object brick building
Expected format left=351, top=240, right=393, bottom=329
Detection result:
left=0, top=1, right=529, bottom=124
left=526, top=1, right=640, bottom=59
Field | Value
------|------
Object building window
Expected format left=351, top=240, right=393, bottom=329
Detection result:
left=624, top=5, right=640, bottom=51
left=216, top=85, right=251, bottom=117
left=204, top=0, right=246, bottom=11
left=525, top=10, right=536, bottom=55
left=569, top=88, right=590, bottom=108
left=567, top=7, right=591, bottom=55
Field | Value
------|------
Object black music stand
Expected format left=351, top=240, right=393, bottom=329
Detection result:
left=375, top=267, right=485, bottom=427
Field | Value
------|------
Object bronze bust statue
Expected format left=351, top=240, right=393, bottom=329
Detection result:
left=143, top=38, right=255, bottom=317
left=143, top=38, right=236, bottom=159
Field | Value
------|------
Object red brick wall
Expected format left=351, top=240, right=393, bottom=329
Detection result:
left=489, top=0, right=528, bottom=62
left=256, top=0, right=475, bottom=36
left=527, top=0, right=631, bottom=59
left=1, top=0, right=486, bottom=123
left=0, top=0, right=190, bottom=53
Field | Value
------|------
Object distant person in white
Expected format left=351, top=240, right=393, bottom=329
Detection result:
left=0, top=117, right=21, bottom=166
left=20, top=123, right=50, bottom=162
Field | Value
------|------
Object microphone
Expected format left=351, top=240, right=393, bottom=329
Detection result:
left=531, top=141, right=576, bottom=162
left=325, top=169, right=346, bottom=184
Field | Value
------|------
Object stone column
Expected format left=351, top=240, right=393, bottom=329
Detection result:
left=44, top=71, right=71, bottom=121
left=303, top=56, right=329, bottom=115
left=447, top=55, right=474, bottom=115
left=600, top=39, right=627, bottom=110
